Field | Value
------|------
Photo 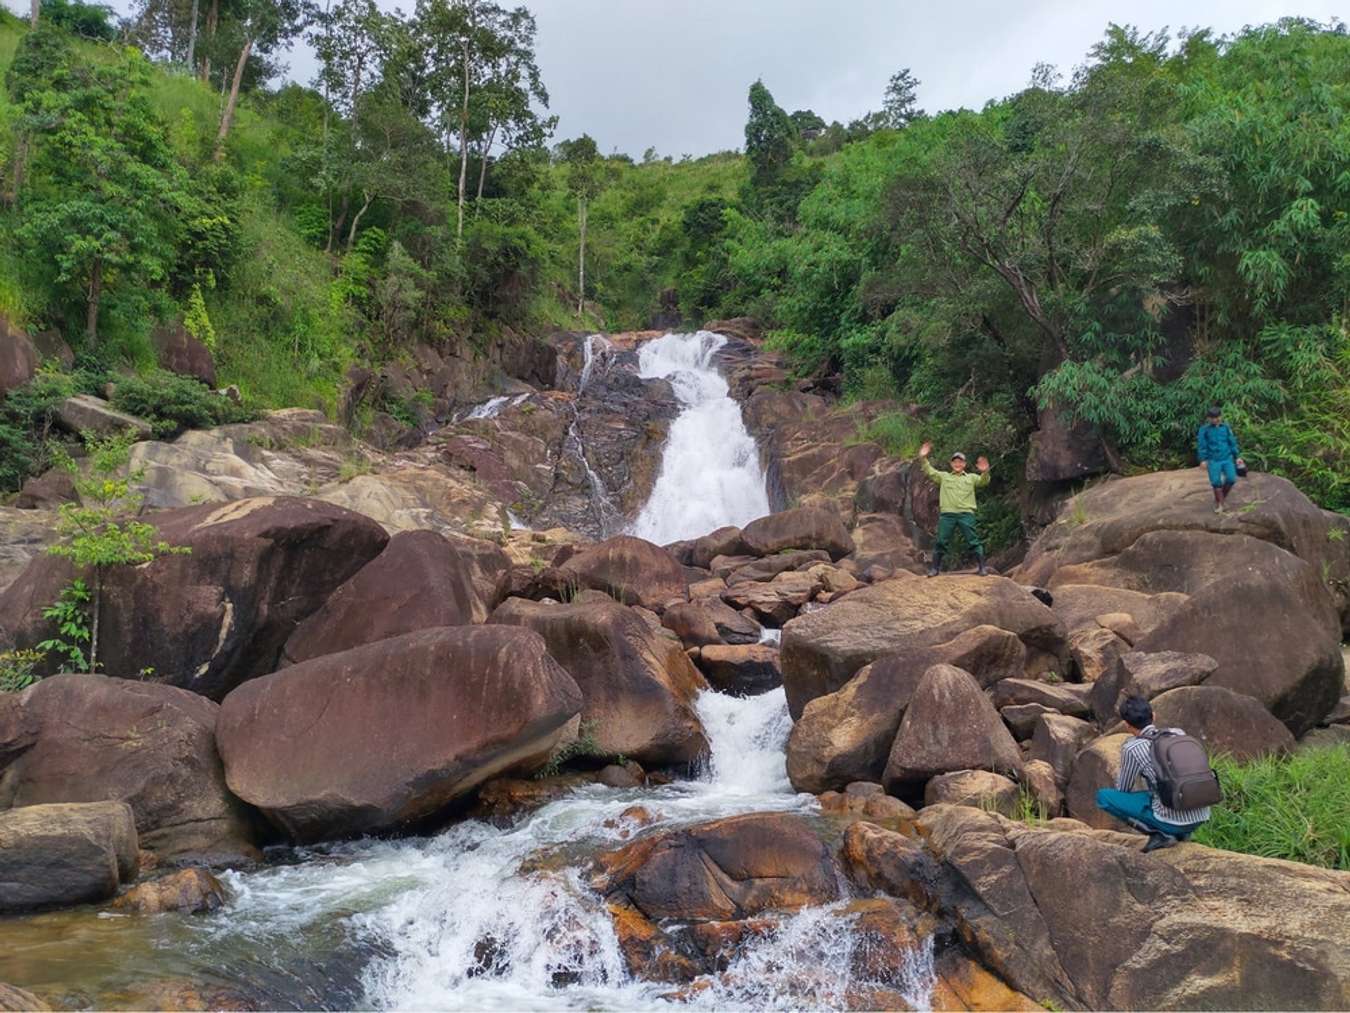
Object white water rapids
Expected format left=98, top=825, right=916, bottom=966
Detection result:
left=629, top=331, right=771, bottom=544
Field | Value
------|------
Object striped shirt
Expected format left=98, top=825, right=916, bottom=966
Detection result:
left=1117, top=726, right=1212, bottom=826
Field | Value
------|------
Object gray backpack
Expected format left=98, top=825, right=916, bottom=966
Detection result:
left=1150, top=729, right=1222, bottom=809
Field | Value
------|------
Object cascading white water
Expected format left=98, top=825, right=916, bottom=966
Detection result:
left=461, top=393, right=530, bottom=421
left=628, top=331, right=771, bottom=544
left=567, top=334, right=620, bottom=535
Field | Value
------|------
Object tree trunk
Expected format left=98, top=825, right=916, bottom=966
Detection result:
left=474, top=122, right=496, bottom=210
left=577, top=197, right=587, bottom=317
left=85, top=257, right=103, bottom=346
left=214, top=36, right=253, bottom=160
left=185, top=0, right=199, bottom=70
left=327, top=192, right=349, bottom=254
left=346, top=191, right=373, bottom=252
left=30, top=0, right=38, bottom=28
left=455, top=37, right=471, bottom=242
left=90, top=568, right=102, bottom=674
left=8, top=134, right=28, bottom=207
left=201, top=0, right=218, bottom=81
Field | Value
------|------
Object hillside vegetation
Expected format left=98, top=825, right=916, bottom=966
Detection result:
left=0, top=8, right=1346, bottom=513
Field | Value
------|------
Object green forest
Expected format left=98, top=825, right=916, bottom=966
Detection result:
left=0, top=3, right=1346, bottom=511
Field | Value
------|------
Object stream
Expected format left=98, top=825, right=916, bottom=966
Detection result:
left=0, top=332, right=933, bottom=1011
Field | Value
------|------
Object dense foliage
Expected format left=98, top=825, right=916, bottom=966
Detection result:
left=0, top=10, right=1345, bottom=514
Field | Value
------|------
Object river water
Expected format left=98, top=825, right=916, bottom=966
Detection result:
left=2, top=332, right=935, bottom=1011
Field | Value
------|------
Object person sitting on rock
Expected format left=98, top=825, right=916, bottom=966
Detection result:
left=1197, top=404, right=1245, bottom=514
left=1096, top=695, right=1212, bottom=853
left=918, top=441, right=990, bottom=577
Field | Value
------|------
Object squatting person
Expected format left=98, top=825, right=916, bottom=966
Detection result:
left=918, top=441, right=990, bottom=577
left=1096, top=695, right=1213, bottom=853
left=1197, top=404, right=1245, bottom=513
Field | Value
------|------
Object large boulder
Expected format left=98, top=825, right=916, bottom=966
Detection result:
left=1065, top=733, right=1129, bottom=829
left=785, top=625, right=1026, bottom=793
left=0, top=497, right=389, bottom=700
left=740, top=507, right=854, bottom=561
left=0, top=801, right=137, bottom=912
left=283, top=529, right=510, bottom=664
left=557, top=535, right=688, bottom=610
left=780, top=573, right=1064, bottom=719
left=1147, top=685, right=1296, bottom=761
left=0, top=316, right=39, bottom=397
left=1018, top=471, right=1346, bottom=736
left=661, top=600, right=761, bottom=648
left=883, top=664, right=1023, bottom=794
left=0, top=675, right=258, bottom=862
left=488, top=598, right=708, bottom=767
left=1087, top=650, right=1218, bottom=724
left=695, top=644, right=781, bottom=697
left=720, top=570, right=821, bottom=625
left=216, top=626, right=582, bottom=843
left=55, top=394, right=154, bottom=439
left=1024, top=403, right=1107, bottom=484
left=1028, top=713, right=1097, bottom=786
left=688, top=526, right=747, bottom=569
left=151, top=320, right=216, bottom=387
left=907, top=807, right=1350, bottom=1010
left=923, top=770, right=1020, bottom=816
left=590, top=812, right=840, bottom=922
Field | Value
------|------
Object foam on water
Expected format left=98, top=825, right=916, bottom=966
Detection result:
left=628, top=331, right=770, bottom=544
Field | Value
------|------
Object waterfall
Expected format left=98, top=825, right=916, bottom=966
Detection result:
left=566, top=334, right=620, bottom=536
left=628, top=331, right=771, bottom=544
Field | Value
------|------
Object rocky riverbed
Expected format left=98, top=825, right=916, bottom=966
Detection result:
left=1, top=326, right=1348, bottom=1010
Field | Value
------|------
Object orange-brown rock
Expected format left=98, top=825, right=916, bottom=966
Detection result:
left=740, top=506, right=855, bottom=561
left=109, top=867, right=226, bottom=914
left=606, top=898, right=705, bottom=983
left=557, top=535, right=688, bottom=610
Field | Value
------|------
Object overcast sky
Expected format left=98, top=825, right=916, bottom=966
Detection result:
left=13, top=0, right=1344, bottom=156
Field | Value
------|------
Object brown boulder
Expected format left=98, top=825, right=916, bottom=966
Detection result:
left=151, top=320, right=217, bottom=387
left=489, top=598, right=708, bottom=766
left=1147, top=685, right=1295, bottom=761
left=1046, top=582, right=1187, bottom=637
left=607, top=898, right=705, bottom=983
left=14, top=468, right=78, bottom=510
left=0, top=801, right=137, bottom=912
left=109, top=867, right=225, bottom=914
left=1087, top=650, right=1218, bottom=724
left=695, top=644, right=781, bottom=697
left=688, top=526, right=747, bottom=569
left=661, top=599, right=761, bottom=648
left=785, top=625, right=1027, bottom=793
left=1000, top=702, right=1056, bottom=740
left=591, top=812, right=840, bottom=922
left=913, top=805, right=1350, bottom=1010
left=0, top=983, right=50, bottom=1011
left=847, top=512, right=925, bottom=575
left=1024, top=403, right=1107, bottom=483
left=283, top=529, right=510, bottom=664
left=1028, top=713, right=1097, bottom=786
left=216, top=626, right=582, bottom=843
left=0, top=316, right=39, bottom=397
left=557, top=535, right=688, bottom=610
left=1067, top=625, right=1127, bottom=683
left=991, top=678, right=1091, bottom=717
left=1021, top=759, right=1064, bottom=817
left=883, top=665, right=1023, bottom=792
left=723, top=548, right=830, bottom=585
left=0, top=497, right=389, bottom=700
left=0, top=675, right=258, bottom=862
left=740, top=507, right=855, bottom=561
left=924, top=770, right=1020, bottom=816
left=1064, top=733, right=1129, bottom=829
left=721, top=571, right=821, bottom=625
left=780, top=573, right=1064, bottom=719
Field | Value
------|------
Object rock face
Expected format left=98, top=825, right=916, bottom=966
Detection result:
left=488, top=598, right=708, bottom=766
left=0, top=497, right=389, bottom=700
left=216, top=626, right=582, bottom=843
left=557, top=535, right=689, bottom=610
left=883, top=665, right=1024, bottom=794
left=1147, top=685, right=1296, bottom=761
left=0, top=315, right=39, bottom=396
left=591, top=813, right=840, bottom=922
left=694, top=644, right=781, bottom=697
left=0, top=675, right=258, bottom=862
left=0, top=801, right=137, bottom=912
left=151, top=321, right=217, bottom=387
left=1065, top=733, right=1129, bottom=829
left=1087, top=650, right=1218, bottom=724
left=283, top=529, right=510, bottom=664
left=1024, top=403, right=1107, bottom=484
left=923, top=770, right=1020, bottom=816
left=781, top=573, right=1064, bottom=719
left=739, top=507, right=855, bottom=561
left=849, top=807, right=1350, bottom=1010
left=1018, top=470, right=1345, bottom=736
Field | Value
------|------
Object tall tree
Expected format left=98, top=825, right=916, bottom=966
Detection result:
left=744, top=79, right=795, bottom=192
left=558, top=133, right=605, bottom=317
left=213, top=0, right=314, bottom=159
left=881, top=67, right=921, bottom=127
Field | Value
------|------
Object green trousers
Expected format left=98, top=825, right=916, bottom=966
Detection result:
left=935, top=511, right=984, bottom=558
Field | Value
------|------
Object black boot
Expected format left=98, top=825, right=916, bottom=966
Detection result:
left=976, top=554, right=988, bottom=577
left=926, top=551, right=942, bottom=578
left=1143, top=832, right=1179, bottom=853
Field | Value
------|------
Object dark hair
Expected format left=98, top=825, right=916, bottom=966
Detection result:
left=1118, top=695, right=1153, bottom=729
left=1206, top=405, right=1222, bottom=418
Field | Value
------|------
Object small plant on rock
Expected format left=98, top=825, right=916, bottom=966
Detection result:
left=0, top=648, right=48, bottom=692
left=45, top=432, right=190, bottom=672
left=35, top=582, right=91, bottom=673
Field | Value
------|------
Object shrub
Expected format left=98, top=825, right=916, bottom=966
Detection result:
left=110, top=369, right=256, bottom=437
left=0, top=648, right=46, bottom=692
left=1191, top=745, right=1350, bottom=870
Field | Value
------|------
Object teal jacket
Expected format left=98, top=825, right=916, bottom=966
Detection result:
left=1197, top=422, right=1239, bottom=463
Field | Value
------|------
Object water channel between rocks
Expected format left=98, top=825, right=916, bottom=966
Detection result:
left=1, top=332, right=936, bottom=1011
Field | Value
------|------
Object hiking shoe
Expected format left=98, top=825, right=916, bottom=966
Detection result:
left=1214, top=504, right=1225, bottom=514
left=926, top=565, right=939, bottom=578
left=1143, top=832, right=1179, bottom=853
left=976, top=560, right=988, bottom=577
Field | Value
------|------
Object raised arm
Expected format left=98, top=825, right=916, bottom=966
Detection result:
left=975, top=456, right=991, bottom=487
left=918, top=441, right=943, bottom=483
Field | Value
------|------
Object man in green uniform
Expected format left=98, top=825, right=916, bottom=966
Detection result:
left=919, top=441, right=991, bottom=577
